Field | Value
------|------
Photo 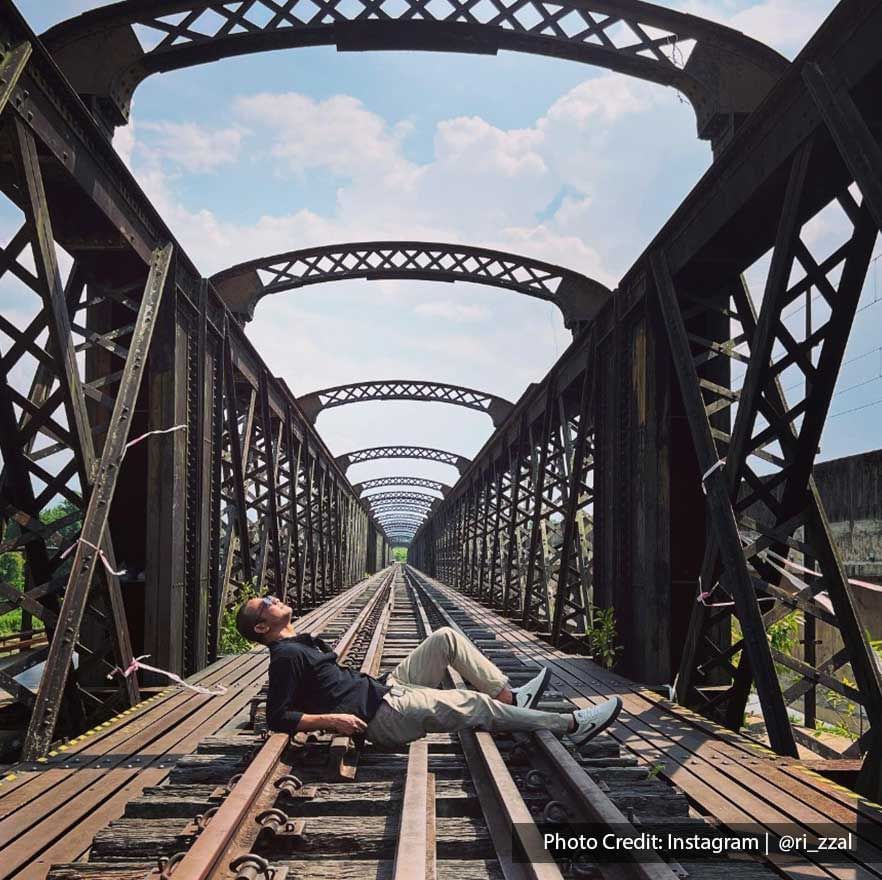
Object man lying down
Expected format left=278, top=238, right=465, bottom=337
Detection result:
left=236, top=594, right=622, bottom=749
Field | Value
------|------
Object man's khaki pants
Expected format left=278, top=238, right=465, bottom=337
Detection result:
left=364, top=626, right=570, bottom=748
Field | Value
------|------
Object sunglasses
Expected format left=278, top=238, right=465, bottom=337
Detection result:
left=256, top=595, right=278, bottom=624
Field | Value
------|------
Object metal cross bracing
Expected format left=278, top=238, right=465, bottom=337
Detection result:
left=411, top=0, right=882, bottom=798
left=412, top=360, right=595, bottom=645
left=0, top=4, right=388, bottom=760
left=42, top=0, right=787, bottom=150
left=336, top=445, right=472, bottom=474
left=364, top=490, right=439, bottom=505
left=353, top=476, right=450, bottom=496
left=210, top=241, right=611, bottom=330
left=297, top=379, right=515, bottom=427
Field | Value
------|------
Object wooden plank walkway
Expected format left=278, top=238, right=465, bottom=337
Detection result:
left=0, top=649, right=268, bottom=879
left=6, top=569, right=882, bottom=879
left=418, top=572, right=882, bottom=880
left=0, top=578, right=374, bottom=879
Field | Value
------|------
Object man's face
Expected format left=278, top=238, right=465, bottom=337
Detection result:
left=247, top=595, right=292, bottom=640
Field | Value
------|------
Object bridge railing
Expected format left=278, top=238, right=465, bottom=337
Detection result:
left=0, top=1, right=386, bottom=759
left=411, top=0, right=882, bottom=797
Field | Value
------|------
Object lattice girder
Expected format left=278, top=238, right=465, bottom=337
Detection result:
left=651, top=122, right=882, bottom=776
left=354, top=475, right=450, bottom=496
left=365, top=491, right=439, bottom=509
left=298, top=379, right=514, bottom=427
left=210, top=241, right=610, bottom=330
left=44, top=0, right=786, bottom=148
left=337, top=445, right=471, bottom=473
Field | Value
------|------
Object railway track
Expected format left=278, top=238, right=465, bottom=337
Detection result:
left=48, top=565, right=776, bottom=880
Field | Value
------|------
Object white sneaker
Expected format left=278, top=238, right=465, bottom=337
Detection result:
left=512, top=666, right=552, bottom=710
left=567, top=697, right=623, bottom=746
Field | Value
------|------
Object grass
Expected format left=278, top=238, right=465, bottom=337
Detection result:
left=218, top=582, right=258, bottom=654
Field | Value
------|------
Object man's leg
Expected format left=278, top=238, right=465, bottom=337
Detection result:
left=365, top=684, right=571, bottom=748
left=386, top=627, right=509, bottom=696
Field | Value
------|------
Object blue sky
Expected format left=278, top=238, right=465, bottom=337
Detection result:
left=8, top=0, right=880, bottom=499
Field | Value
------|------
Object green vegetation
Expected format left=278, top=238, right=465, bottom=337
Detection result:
left=0, top=551, right=25, bottom=637
left=218, top=582, right=258, bottom=654
left=767, top=610, right=802, bottom=655
left=588, top=606, right=622, bottom=670
left=0, top=499, right=81, bottom=638
left=392, top=547, right=408, bottom=562
left=647, top=762, right=665, bottom=779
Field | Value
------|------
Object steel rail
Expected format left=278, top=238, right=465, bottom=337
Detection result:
left=326, top=569, right=397, bottom=778
left=405, top=570, right=562, bottom=880
left=168, top=568, right=395, bottom=880
left=392, top=738, right=436, bottom=880
left=406, top=566, right=679, bottom=880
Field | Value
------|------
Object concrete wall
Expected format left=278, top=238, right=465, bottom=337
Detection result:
left=814, top=449, right=882, bottom=585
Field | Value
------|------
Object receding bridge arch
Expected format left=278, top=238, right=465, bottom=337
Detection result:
left=365, top=491, right=439, bottom=509
left=210, top=242, right=611, bottom=329
left=299, top=380, right=515, bottom=427
left=372, top=504, right=435, bottom=519
left=377, top=512, right=427, bottom=523
left=379, top=521, right=426, bottom=534
left=44, top=1, right=787, bottom=147
left=354, top=476, right=450, bottom=496
left=337, top=445, right=471, bottom=474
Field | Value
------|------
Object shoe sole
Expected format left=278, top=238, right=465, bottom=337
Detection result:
left=570, top=696, right=623, bottom=747
left=520, top=666, right=552, bottom=710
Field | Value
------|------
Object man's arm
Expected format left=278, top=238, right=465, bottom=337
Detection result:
left=296, top=713, right=367, bottom=735
left=266, top=653, right=368, bottom=736
left=266, top=654, right=306, bottom=734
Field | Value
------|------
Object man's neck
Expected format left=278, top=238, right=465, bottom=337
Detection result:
left=268, top=624, right=297, bottom=644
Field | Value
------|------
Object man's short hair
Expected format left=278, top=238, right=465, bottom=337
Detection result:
left=236, top=600, right=263, bottom=644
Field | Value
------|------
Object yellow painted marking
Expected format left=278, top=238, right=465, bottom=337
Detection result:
left=48, top=750, right=58, bottom=757
left=36, top=757, right=47, bottom=763
left=58, top=745, right=68, bottom=752
left=5, top=773, right=16, bottom=781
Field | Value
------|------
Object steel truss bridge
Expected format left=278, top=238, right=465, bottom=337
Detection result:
left=0, top=0, right=880, bottom=809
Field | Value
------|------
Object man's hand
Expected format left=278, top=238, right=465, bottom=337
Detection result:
left=326, top=713, right=367, bottom=735
left=296, top=712, right=367, bottom=735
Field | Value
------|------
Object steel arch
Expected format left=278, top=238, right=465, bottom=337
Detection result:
left=210, top=242, right=610, bottom=329
left=375, top=510, right=428, bottom=522
left=44, top=0, right=786, bottom=146
left=355, top=476, right=450, bottom=496
left=338, top=445, right=471, bottom=473
left=298, top=379, right=515, bottom=427
left=364, top=491, right=438, bottom=508
left=371, top=505, right=435, bottom=518
left=377, top=511, right=426, bottom=529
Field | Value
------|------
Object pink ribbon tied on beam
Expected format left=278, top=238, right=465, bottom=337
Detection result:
left=109, top=654, right=228, bottom=696
left=57, top=426, right=187, bottom=580
left=122, top=424, right=186, bottom=458
left=60, top=536, right=127, bottom=577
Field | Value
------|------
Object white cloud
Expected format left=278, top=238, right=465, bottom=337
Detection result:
left=115, top=70, right=709, bottom=459
left=673, top=0, right=835, bottom=58
left=127, top=74, right=669, bottom=282
left=112, top=121, right=136, bottom=171
left=414, top=301, right=491, bottom=322
left=234, top=93, right=413, bottom=178
left=136, top=121, right=244, bottom=172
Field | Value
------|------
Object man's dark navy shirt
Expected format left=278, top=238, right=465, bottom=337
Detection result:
left=266, top=633, right=391, bottom=734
